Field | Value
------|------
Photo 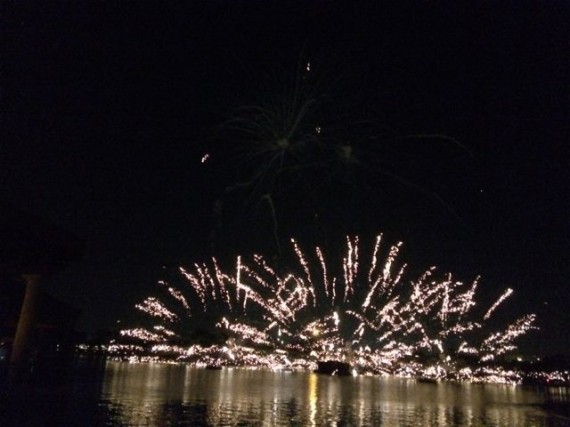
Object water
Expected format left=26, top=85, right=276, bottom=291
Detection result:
left=1, top=360, right=569, bottom=426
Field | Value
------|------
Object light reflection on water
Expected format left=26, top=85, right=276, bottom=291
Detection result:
left=100, top=361, right=570, bottom=426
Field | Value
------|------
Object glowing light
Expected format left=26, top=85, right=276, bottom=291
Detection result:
left=115, top=234, right=538, bottom=384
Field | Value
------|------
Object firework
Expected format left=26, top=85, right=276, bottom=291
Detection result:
left=116, top=234, right=537, bottom=383
left=213, top=59, right=472, bottom=254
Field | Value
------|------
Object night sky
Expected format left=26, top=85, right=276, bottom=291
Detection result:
left=3, top=1, right=569, bottom=354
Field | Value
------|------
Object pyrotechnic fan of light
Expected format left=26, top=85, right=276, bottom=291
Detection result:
left=116, top=234, right=537, bottom=383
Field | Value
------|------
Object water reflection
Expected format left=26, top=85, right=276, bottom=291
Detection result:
left=100, top=361, right=569, bottom=426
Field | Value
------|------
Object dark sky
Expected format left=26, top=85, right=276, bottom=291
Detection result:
left=2, top=1, right=569, bottom=354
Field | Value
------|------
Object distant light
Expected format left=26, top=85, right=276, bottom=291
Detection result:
left=201, top=154, right=210, bottom=163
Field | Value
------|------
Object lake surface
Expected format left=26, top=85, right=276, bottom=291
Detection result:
left=1, top=360, right=569, bottom=426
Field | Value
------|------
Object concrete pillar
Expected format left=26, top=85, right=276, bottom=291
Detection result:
left=10, top=274, right=41, bottom=365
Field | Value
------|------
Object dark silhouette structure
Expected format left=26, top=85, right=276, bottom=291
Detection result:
left=0, top=202, right=83, bottom=374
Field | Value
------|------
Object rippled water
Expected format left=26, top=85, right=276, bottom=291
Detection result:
left=2, top=360, right=569, bottom=426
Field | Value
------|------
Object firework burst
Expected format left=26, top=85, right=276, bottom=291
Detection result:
left=116, top=234, right=537, bottom=382
left=211, top=57, right=473, bottom=254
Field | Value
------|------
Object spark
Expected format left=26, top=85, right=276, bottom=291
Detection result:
left=484, top=288, right=513, bottom=320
